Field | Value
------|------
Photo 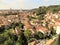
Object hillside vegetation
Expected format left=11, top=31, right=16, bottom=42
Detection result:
left=34, top=5, right=60, bottom=15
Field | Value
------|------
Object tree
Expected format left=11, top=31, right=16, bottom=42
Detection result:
left=19, top=22, right=24, bottom=29
left=28, top=38, right=36, bottom=43
left=38, top=15, right=44, bottom=20
left=50, top=27, right=56, bottom=35
left=37, top=32, right=44, bottom=39
left=45, top=21, right=49, bottom=28
left=16, top=32, right=28, bottom=45
left=9, top=34, right=18, bottom=41
left=0, top=25, right=5, bottom=32
left=58, top=34, right=60, bottom=45
left=4, top=39, right=14, bottom=45
left=36, top=6, right=47, bottom=15
left=34, top=32, right=40, bottom=40
left=47, top=5, right=60, bottom=13
left=0, top=35, right=6, bottom=44
left=11, top=23, right=16, bottom=29
left=24, top=30, right=32, bottom=42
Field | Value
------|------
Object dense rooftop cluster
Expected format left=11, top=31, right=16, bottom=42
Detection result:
left=0, top=5, right=60, bottom=45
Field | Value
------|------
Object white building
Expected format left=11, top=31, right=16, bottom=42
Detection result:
left=55, top=20, right=60, bottom=34
left=56, top=26, right=60, bottom=34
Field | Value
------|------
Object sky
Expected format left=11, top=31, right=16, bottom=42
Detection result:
left=0, top=0, right=60, bottom=9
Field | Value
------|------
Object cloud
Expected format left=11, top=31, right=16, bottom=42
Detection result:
left=0, top=0, right=60, bottom=9
left=0, top=0, right=24, bottom=9
left=0, top=4, right=11, bottom=9
left=44, top=0, right=48, bottom=2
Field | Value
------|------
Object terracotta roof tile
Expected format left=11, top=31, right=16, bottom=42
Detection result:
left=36, top=25, right=48, bottom=33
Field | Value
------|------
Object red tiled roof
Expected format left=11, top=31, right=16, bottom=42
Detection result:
left=55, top=19, right=60, bottom=22
left=48, top=24, right=55, bottom=27
left=36, top=25, right=48, bottom=33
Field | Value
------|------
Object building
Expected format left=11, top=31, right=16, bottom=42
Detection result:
left=36, top=25, right=48, bottom=34
left=55, top=19, right=60, bottom=34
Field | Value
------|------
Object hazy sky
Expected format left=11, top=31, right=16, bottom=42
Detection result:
left=0, top=0, right=60, bottom=9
